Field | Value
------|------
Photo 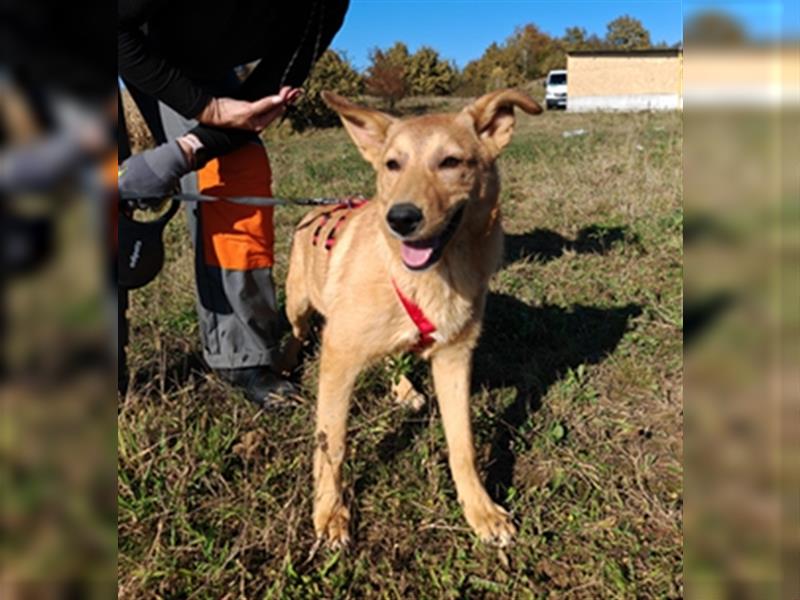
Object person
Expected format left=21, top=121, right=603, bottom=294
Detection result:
left=117, top=0, right=350, bottom=406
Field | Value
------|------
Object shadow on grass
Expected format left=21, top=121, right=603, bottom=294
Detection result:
left=355, top=293, right=641, bottom=508
left=683, top=292, right=735, bottom=349
left=505, top=225, right=635, bottom=265
left=128, top=349, right=207, bottom=396
left=474, top=293, right=642, bottom=498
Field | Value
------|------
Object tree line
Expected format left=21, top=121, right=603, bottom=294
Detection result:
left=288, top=14, right=674, bottom=129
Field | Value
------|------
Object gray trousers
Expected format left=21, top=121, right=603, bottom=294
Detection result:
left=159, top=104, right=282, bottom=370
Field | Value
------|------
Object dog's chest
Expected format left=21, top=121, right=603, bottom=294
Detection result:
left=393, top=272, right=479, bottom=352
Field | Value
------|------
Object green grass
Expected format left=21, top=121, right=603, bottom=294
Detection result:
left=120, top=99, right=682, bottom=598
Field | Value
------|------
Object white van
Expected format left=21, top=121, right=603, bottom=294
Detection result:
left=545, top=69, right=567, bottom=110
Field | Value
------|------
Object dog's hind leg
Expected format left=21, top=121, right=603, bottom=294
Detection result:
left=432, top=343, right=517, bottom=547
left=313, top=338, right=363, bottom=549
left=281, top=262, right=313, bottom=373
left=391, top=376, right=426, bottom=412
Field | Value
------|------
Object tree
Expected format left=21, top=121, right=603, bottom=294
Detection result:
left=365, top=45, right=408, bottom=109
left=456, top=40, right=526, bottom=95
left=509, top=24, right=564, bottom=79
left=562, top=26, right=610, bottom=53
left=406, top=46, right=456, bottom=96
left=563, top=26, right=588, bottom=51
left=384, top=42, right=411, bottom=67
left=605, top=15, right=651, bottom=50
left=287, top=50, right=362, bottom=130
left=684, top=11, right=747, bottom=46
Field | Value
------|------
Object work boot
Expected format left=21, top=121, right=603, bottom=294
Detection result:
left=216, top=367, right=301, bottom=410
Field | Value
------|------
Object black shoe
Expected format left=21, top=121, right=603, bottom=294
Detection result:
left=216, top=367, right=301, bottom=410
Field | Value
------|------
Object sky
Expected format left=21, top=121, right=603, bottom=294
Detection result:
left=331, top=1, right=684, bottom=70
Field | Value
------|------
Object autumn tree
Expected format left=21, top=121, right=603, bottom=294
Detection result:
left=287, top=50, right=362, bottom=130
left=365, top=44, right=408, bottom=109
left=605, top=15, right=652, bottom=50
left=508, top=24, right=564, bottom=79
left=457, top=40, right=527, bottom=95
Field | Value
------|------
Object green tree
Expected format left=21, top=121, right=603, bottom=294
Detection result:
left=406, top=46, right=456, bottom=96
left=384, top=42, right=411, bottom=67
left=563, top=26, right=588, bottom=51
left=606, top=15, right=652, bottom=50
left=288, top=49, right=362, bottom=130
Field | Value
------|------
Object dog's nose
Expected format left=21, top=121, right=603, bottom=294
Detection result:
left=386, top=203, right=424, bottom=236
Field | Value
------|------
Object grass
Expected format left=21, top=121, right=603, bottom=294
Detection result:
left=119, top=97, right=682, bottom=598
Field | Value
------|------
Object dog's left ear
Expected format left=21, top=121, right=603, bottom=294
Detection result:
left=460, top=89, right=542, bottom=157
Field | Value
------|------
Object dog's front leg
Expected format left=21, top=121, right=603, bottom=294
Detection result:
left=313, top=339, right=362, bottom=549
left=432, top=344, right=516, bottom=547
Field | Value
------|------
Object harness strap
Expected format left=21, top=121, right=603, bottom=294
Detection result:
left=310, top=197, right=368, bottom=251
left=391, top=279, right=437, bottom=351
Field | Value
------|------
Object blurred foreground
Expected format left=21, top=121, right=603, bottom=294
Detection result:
left=0, top=1, right=798, bottom=597
left=1, top=1, right=116, bottom=596
left=683, top=3, right=799, bottom=598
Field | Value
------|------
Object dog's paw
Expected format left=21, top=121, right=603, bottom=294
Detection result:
left=393, top=387, right=426, bottom=412
left=464, top=500, right=516, bottom=547
left=391, top=377, right=426, bottom=412
left=314, top=503, right=351, bottom=550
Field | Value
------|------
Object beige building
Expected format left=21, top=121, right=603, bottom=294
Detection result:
left=683, top=46, right=800, bottom=107
left=566, top=49, right=683, bottom=112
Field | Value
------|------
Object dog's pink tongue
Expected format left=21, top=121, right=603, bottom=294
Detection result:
left=401, top=243, right=433, bottom=268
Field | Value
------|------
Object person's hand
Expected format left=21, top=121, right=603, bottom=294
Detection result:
left=197, top=86, right=302, bottom=132
left=118, top=141, right=191, bottom=203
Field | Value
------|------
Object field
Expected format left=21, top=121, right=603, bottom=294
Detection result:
left=118, top=97, right=683, bottom=598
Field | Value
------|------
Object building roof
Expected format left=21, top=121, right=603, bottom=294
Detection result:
left=567, top=48, right=682, bottom=57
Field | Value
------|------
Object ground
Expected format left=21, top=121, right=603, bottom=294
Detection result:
left=118, top=96, right=683, bottom=598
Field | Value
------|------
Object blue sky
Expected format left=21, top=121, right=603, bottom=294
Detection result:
left=331, top=1, right=684, bottom=70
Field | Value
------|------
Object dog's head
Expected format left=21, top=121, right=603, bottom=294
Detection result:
left=322, top=89, right=541, bottom=272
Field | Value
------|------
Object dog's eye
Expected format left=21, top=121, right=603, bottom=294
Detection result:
left=439, top=156, right=463, bottom=169
left=385, top=159, right=401, bottom=171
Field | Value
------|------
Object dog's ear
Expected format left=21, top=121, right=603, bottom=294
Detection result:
left=460, top=89, right=542, bottom=157
left=322, top=91, right=397, bottom=167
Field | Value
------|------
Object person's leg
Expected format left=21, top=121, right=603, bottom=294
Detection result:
left=158, top=103, right=295, bottom=405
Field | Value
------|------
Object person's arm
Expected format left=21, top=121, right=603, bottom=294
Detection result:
left=185, top=1, right=348, bottom=163
left=119, top=0, right=301, bottom=167
left=118, top=0, right=213, bottom=119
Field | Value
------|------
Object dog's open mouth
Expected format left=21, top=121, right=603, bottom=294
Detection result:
left=400, top=204, right=466, bottom=271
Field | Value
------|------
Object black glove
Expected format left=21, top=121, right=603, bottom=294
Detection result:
left=118, top=141, right=191, bottom=203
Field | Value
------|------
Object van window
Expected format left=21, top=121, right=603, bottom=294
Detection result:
left=548, top=73, right=567, bottom=85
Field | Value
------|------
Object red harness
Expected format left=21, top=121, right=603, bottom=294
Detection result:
left=391, top=279, right=437, bottom=351
left=309, top=198, right=437, bottom=351
left=310, top=197, right=368, bottom=251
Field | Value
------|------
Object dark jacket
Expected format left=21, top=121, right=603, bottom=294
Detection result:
left=118, top=0, right=349, bottom=161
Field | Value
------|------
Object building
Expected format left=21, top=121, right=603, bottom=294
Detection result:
left=683, top=46, right=800, bottom=108
left=566, top=49, right=683, bottom=112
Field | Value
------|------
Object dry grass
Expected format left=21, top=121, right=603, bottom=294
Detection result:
left=119, top=97, right=682, bottom=598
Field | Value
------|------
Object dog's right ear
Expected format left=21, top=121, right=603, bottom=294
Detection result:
left=460, top=89, right=542, bottom=158
left=322, top=91, right=397, bottom=167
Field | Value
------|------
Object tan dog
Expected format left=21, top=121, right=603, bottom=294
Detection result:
left=283, top=89, right=541, bottom=548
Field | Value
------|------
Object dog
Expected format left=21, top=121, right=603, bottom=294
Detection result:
left=283, top=89, right=542, bottom=548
